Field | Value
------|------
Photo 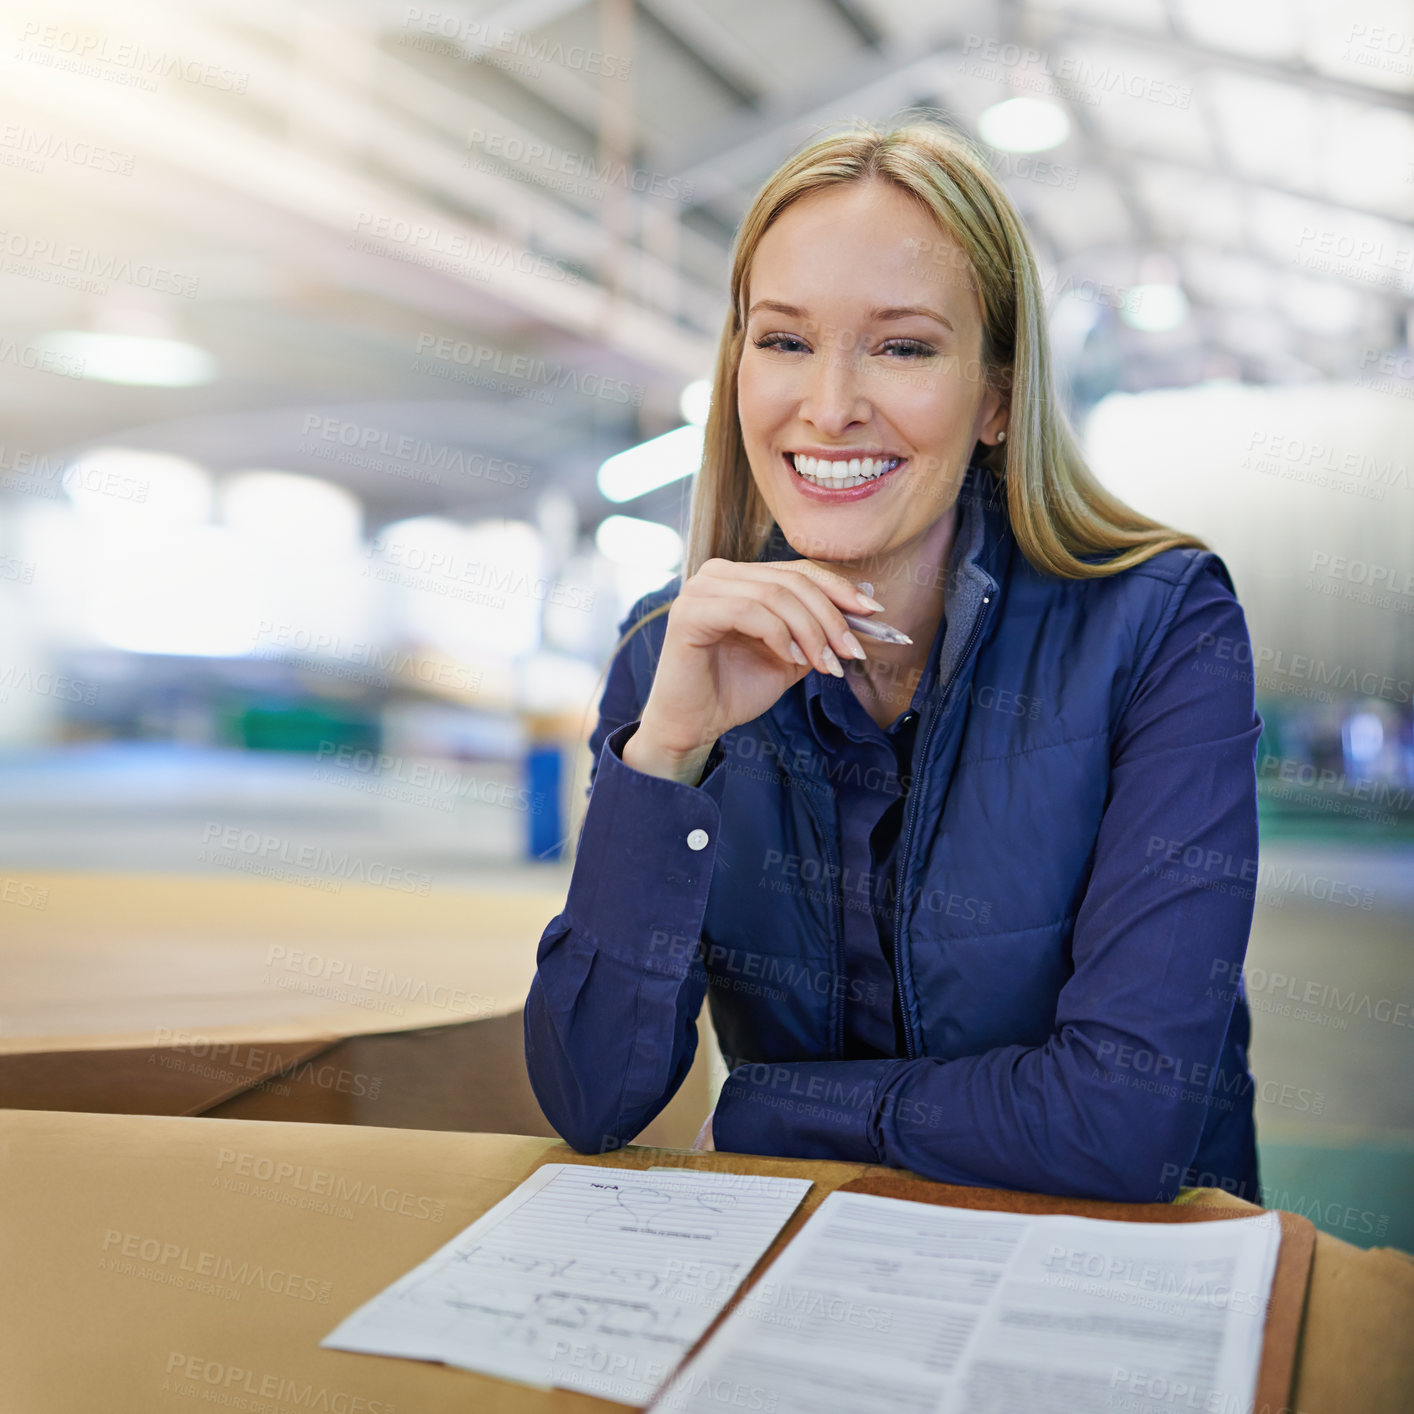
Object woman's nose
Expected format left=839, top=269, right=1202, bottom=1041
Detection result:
left=798, top=343, right=870, bottom=433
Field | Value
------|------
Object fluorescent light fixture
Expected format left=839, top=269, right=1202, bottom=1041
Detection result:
left=597, top=424, right=704, bottom=503
left=1344, top=711, right=1383, bottom=764
left=33, top=330, right=217, bottom=387
left=679, top=378, right=713, bottom=425
left=88, top=525, right=264, bottom=656
left=595, top=514, right=682, bottom=570
left=515, top=651, right=604, bottom=714
left=63, top=447, right=213, bottom=523
left=1121, top=284, right=1191, bottom=332
left=373, top=516, right=544, bottom=659
left=977, top=98, right=1070, bottom=153
left=220, top=471, right=362, bottom=550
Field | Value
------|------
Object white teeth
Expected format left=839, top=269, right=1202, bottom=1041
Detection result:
left=791, top=454, right=902, bottom=488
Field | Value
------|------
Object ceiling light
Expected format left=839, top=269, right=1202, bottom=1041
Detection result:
left=32, top=331, right=217, bottom=387
left=63, top=448, right=213, bottom=522
left=220, top=471, right=362, bottom=550
left=87, top=525, right=263, bottom=657
left=977, top=98, right=1070, bottom=153
left=594, top=515, right=682, bottom=570
left=597, top=424, right=704, bottom=502
left=1121, top=285, right=1190, bottom=332
left=679, top=378, right=713, bottom=425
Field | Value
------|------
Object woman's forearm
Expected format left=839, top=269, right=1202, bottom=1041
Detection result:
left=524, top=930, right=707, bottom=1152
left=523, top=719, right=723, bottom=1151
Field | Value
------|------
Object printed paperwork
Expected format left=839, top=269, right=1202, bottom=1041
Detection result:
left=649, top=1191, right=1282, bottom=1414
left=320, top=1162, right=812, bottom=1405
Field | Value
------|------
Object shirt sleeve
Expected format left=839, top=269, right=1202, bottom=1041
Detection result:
left=523, top=594, right=728, bottom=1154
left=711, top=559, right=1264, bottom=1201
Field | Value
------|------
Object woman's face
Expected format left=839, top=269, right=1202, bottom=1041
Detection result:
left=737, top=177, right=1006, bottom=572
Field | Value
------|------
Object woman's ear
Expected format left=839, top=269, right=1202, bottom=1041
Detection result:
left=980, top=363, right=1011, bottom=445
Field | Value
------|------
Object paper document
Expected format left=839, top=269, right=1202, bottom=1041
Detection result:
left=650, top=1192, right=1281, bottom=1414
left=320, top=1162, right=812, bottom=1405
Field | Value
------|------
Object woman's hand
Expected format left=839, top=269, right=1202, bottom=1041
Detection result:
left=624, top=559, right=882, bottom=784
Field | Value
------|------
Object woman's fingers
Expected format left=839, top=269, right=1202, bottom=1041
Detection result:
left=693, top=560, right=869, bottom=668
left=700, top=555, right=877, bottom=610
left=678, top=593, right=819, bottom=674
left=709, top=556, right=880, bottom=615
left=687, top=578, right=849, bottom=675
left=784, top=559, right=884, bottom=613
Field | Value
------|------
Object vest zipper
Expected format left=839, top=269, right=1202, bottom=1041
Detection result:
left=760, top=715, right=846, bottom=1059
left=804, top=777, right=846, bottom=1059
left=891, top=589, right=994, bottom=1061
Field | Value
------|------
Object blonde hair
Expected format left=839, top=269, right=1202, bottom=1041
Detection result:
left=574, top=118, right=1204, bottom=801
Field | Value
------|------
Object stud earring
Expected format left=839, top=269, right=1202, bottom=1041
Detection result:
left=996, top=430, right=1006, bottom=443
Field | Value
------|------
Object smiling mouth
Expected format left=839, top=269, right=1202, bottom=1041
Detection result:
left=787, top=452, right=906, bottom=490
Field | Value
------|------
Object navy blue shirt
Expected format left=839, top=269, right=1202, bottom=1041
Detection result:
left=524, top=557, right=1257, bottom=1190
left=803, top=609, right=945, bottom=1058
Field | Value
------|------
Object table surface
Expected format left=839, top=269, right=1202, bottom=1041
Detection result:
left=3, top=1110, right=1411, bottom=1414
left=0, top=871, right=552, bottom=1054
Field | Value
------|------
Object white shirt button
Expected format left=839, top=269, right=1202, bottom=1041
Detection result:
left=686, top=828, right=709, bottom=851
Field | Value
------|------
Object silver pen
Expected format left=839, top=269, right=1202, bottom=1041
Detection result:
left=842, top=611, right=913, bottom=646
left=842, top=580, right=913, bottom=646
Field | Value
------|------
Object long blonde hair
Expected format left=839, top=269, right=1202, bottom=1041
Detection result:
left=575, top=118, right=1204, bottom=801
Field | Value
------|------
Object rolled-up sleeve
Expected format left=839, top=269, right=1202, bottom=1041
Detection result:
left=712, top=560, right=1264, bottom=1201
left=523, top=597, right=727, bottom=1154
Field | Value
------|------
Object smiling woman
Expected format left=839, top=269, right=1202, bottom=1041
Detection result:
left=524, top=120, right=1265, bottom=1206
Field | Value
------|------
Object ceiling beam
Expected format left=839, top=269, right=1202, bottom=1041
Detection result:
left=670, top=43, right=969, bottom=200
left=1, top=39, right=719, bottom=377
left=637, top=0, right=772, bottom=103
left=669, top=6, right=1411, bottom=196
left=817, top=0, right=886, bottom=50
left=1053, top=11, right=1414, bottom=113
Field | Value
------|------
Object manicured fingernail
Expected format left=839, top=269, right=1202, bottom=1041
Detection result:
left=855, top=592, right=885, bottom=612
left=857, top=581, right=874, bottom=596
left=822, top=647, right=844, bottom=677
left=841, top=631, right=867, bottom=660
left=789, top=640, right=808, bottom=665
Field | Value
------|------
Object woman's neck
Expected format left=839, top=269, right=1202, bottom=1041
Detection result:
left=825, top=501, right=959, bottom=725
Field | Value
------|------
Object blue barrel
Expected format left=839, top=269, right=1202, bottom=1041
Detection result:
left=525, top=741, right=564, bottom=861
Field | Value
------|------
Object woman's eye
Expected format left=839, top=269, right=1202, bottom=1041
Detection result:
left=753, top=334, right=808, bottom=353
left=751, top=334, right=935, bottom=359
left=882, top=340, right=935, bottom=359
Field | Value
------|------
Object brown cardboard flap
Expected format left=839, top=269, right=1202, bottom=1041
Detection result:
left=0, top=1038, right=335, bottom=1116
left=0, top=871, right=543, bottom=1055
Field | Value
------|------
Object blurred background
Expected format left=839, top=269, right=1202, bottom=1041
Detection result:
left=0, top=0, right=1409, bottom=1246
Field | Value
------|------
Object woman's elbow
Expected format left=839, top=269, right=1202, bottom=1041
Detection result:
left=1095, top=1108, right=1202, bottom=1203
left=524, top=1059, right=629, bottom=1155
left=548, top=1111, right=627, bottom=1156
left=522, top=1001, right=627, bottom=1154
left=1037, top=1082, right=1204, bottom=1203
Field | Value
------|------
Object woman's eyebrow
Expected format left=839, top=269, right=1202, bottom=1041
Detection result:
left=746, top=299, right=955, bottom=333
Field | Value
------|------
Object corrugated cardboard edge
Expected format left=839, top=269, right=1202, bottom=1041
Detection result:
left=0, top=1037, right=338, bottom=1116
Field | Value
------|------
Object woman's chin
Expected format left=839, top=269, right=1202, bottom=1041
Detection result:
left=772, top=511, right=893, bottom=568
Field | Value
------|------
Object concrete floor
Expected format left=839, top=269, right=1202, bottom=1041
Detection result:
left=1242, top=839, right=1414, bottom=1250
